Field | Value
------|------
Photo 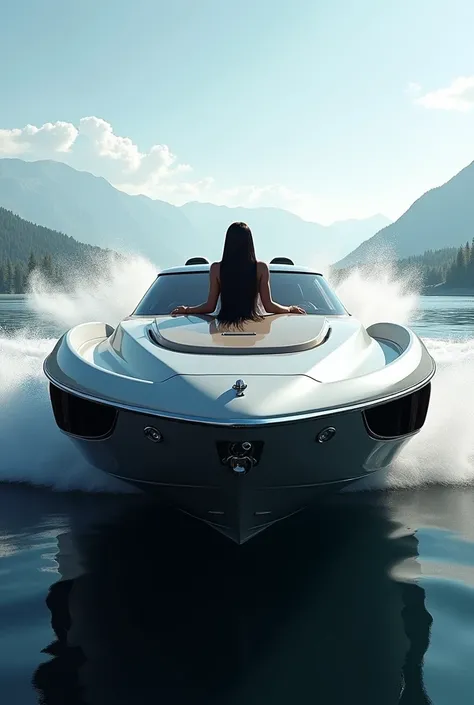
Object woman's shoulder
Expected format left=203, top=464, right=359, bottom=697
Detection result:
left=256, top=260, right=269, bottom=274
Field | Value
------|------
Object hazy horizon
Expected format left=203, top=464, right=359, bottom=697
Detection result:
left=0, top=155, right=395, bottom=228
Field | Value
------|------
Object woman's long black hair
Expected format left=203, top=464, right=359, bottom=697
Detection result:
left=217, top=222, right=262, bottom=327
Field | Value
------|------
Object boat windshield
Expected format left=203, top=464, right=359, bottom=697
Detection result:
left=134, top=271, right=348, bottom=316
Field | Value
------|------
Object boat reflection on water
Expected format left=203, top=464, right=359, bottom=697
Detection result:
left=32, top=495, right=433, bottom=705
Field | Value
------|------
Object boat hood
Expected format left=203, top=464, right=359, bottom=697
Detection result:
left=105, top=314, right=380, bottom=383
left=44, top=313, right=435, bottom=423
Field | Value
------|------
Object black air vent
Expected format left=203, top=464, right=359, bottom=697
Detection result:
left=50, top=384, right=118, bottom=439
left=363, top=383, right=431, bottom=439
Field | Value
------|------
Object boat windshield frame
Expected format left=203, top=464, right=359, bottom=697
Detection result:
left=133, top=269, right=349, bottom=317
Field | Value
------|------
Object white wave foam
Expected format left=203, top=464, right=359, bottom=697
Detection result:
left=371, top=337, right=474, bottom=490
left=332, top=259, right=420, bottom=327
left=0, top=252, right=156, bottom=493
left=0, top=253, right=473, bottom=493
left=0, top=334, right=132, bottom=492
left=28, top=251, right=157, bottom=329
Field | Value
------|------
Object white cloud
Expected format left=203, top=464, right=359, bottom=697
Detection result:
left=0, top=121, right=78, bottom=155
left=0, top=116, right=355, bottom=224
left=78, top=116, right=143, bottom=169
left=76, top=116, right=192, bottom=185
left=414, top=76, right=474, bottom=112
left=0, top=116, right=190, bottom=189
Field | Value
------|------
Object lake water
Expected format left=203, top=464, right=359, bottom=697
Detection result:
left=1, top=289, right=474, bottom=704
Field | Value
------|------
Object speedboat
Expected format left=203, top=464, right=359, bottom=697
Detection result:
left=44, top=258, right=435, bottom=543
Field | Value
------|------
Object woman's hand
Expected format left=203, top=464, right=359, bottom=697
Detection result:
left=288, top=305, right=306, bottom=314
left=171, top=305, right=189, bottom=316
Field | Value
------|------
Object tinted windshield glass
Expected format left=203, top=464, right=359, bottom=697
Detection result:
left=134, top=271, right=347, bottom=316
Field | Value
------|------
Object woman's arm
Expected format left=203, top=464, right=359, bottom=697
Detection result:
left=171, top=262, right=220, bottom=315
left=258, top=262, right=305, bottom=314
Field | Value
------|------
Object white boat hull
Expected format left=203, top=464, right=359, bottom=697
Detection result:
left=43, top=263, right=436, bottom=543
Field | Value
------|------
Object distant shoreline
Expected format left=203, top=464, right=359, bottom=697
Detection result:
left=422, top=286, right=474, bottom=297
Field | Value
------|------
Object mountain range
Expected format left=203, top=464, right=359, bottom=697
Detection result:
left=335, top=159, right=474, bottom=268
left=180, top=201, right=390, bottom=267
left=0, top=158, right=389, bottom=268
left=0, top=205, right=106, bottom=267
left=0, top=206, right=111, bottom=294
left=1, top=156, right=474, bottom=270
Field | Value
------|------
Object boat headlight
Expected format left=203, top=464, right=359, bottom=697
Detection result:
left=144, top=426, right=163, bottom=443
left=316, top=427, right=336, bottom=443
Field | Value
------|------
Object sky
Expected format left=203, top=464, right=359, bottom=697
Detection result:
left=1, top=0, right=474, bottom=224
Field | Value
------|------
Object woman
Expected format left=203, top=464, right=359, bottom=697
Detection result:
left=171, top=222, right=306, bottom=325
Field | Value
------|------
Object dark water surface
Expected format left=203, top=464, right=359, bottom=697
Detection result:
left=1, top=295, right=474, bottom=704
left=411, top=295, right=474, bottom=340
